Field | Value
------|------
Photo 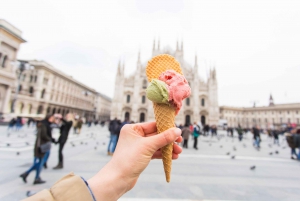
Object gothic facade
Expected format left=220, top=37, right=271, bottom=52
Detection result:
left=111, top=40, right=219, bottom=126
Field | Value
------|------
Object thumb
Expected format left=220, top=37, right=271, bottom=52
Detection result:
left=146, top=128, right=181, bottom=151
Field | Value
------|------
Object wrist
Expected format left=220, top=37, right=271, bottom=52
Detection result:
left=88, top=161, right=131, bottom=201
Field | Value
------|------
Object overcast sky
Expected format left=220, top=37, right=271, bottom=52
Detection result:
left=1, top=0, right=300, bottom=107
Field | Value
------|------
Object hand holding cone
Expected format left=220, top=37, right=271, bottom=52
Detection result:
left=146, top=54, right=191, bottom=182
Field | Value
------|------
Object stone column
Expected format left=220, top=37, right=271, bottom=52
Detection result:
left=2, top=85, right=11, bottom=114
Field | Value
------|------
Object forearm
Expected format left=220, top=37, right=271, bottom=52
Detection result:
left=87, top=161, right=131, bottom=201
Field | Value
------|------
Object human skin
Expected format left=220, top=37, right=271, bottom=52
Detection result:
left=88, top=122, right=182, bottom=201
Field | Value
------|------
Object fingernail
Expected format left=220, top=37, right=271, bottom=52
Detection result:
left=174, top=128, right=181, bottom=136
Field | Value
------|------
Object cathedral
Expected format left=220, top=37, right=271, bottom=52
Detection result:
left=111, top=40, right=219, bottom=126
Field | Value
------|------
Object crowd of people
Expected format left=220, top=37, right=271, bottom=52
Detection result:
left=17, top=113, right=89, bottom=184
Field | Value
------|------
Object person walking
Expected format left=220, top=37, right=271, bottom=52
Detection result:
left=193, top=122, right=200, bottom=150
left=20, top=115, right=54, bottom=184
left=53, top=113, right=74, bottom=169
left=252, top=125, right=261, bottom=149
left=236, top=124, right=243, bottom=141
left=107, top=118, right=119, bottom=156
left=7, top=117, right=16, bottom=134
left=285, top=128, right=299, bottom=160
left=182, top=124, right=191, bottom=148
left=76, top=118, right=83, bottom=134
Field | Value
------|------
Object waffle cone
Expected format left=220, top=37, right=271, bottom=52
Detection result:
left=146, top=54, right=183, bottom=183
left=153, top=103, right=175, bottom=182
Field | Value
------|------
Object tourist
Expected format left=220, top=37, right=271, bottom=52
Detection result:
left=193, top=122, right=200, bottom=150
left=236, top=124, right=243, bottom=141
left=107, top=118, right=120, bottom=156
left=285, top=128, right=299, bottom=160
left=23, top=122, right=182, bottom=200
left=182, top=124, right=191, bottom=148
left=252, top=125, right=261, bottom=149
left=53, top=113, right=74, bottom=169
left=7, top=117, right=16, bottom=134
left=20, top=115, right=54, bottom=184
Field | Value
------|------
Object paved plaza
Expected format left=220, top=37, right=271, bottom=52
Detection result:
left=0, top=125, right=299, bottom=201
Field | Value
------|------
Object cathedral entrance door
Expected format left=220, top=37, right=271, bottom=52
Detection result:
left=125, top=112, right=130, bottom=121
left=139, top=113, right=145, bottom=122
left=201, top=115, right=206, bottom=125
left=185, top=115, right=191, bottom=126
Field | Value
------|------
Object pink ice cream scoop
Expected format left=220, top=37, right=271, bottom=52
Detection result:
left=159, top=70, right=191, bottom=114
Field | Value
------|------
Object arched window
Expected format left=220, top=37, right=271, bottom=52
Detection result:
left=41, top=89, right=45, bottom=99
left=125, top=112, right=130, bottom=120
left=47, top=107, right=51, bottom=114
left=52, top=108, right=56, bottom=114
left=142, top=80, right=147, bottom=89
left=201, top=98, right=205, bottom=106
left=126, top=95, right=130, bottom=103
left=2, top=55, right=7, bottom=67
left=19, top=103, right=24, bottom=114
left=37, top=105, right=43, bottom=114
left=186, top=98, right=190, bottom=106
left=139, top=113, right=145, bottom=122
left=22, top=74, right=26, bottom=81
left=57, top=108, right=61, bottom=114
left=30, top=75, right=33, bottom=82
left=185, top=115, right=191, bottom=125
left=34, top=76, right=37, bottom=83
left=142, top=95, right=146, bottom=104
left=0, top=53, right=2, bottom=60
left=28, top=104, right=32, bottom=114
left=18, top=85, right=22, bottom=92
left=29, top=86, right=34, bottom=95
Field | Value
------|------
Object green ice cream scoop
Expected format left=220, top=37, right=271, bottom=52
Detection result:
left=146, top=79, right=169, bottom=104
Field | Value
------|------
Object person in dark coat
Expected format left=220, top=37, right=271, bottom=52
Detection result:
left=236, top=125, right=243, bottom=141
left=42, top=115, right=56, bottom=169
left=53, top=113, right=74, bottom=169
left=108, top=118, right=120, bottom=155
left=20, top=115, right=54, bottom=184
left=285, top=128, right=298, bottom=159
left=252, top=125, right=261, bottom=148
left=182, top=124, right=191, bottom=148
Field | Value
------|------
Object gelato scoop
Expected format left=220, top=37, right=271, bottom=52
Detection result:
left=146, top=70, right=191, bottom=115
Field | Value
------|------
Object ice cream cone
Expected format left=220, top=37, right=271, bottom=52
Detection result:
left=153, top=103, right=175, bottom=182
left=146, top=54, right=183, bottom=182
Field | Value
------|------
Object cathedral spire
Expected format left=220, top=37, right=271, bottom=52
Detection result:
left=117, top=60, right=121, bottom=75
left=176, top=40, right=179, bottom=51
left=269, top=94, right=274, bottom=106
left=122, top=62, right=125, bottom=74
left=158, top=38, right=160, bottom=50
left=137, top=50, right=141, bottom=63
left=194, top=54, right=198, bottom=72
left=181, top=40, right=183, bottom=51
left=153, top=39, right=155, bottom=51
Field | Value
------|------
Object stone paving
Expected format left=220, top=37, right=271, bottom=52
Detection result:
left=0, top=125, right=299, bottom=201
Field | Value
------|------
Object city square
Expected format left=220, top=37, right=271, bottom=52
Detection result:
left=0, top=125, right=299, bottom=201
left=1, top=1, right=300, bottom=200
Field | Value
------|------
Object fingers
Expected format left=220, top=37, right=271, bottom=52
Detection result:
left=152, top=152, right=179, bottom=160
left=146, top=128, right=181, bottom=150
left=175, top=136, right=183, bottom=143
left=151, top=143, right=182, bottom=159
left=137, top=122, right=157, bottom=134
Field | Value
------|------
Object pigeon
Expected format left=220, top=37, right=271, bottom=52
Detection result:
left=96, top=142, right=99, bottom=145
left=226, top=152, right=230, bottom=155
left=103, top=142, right=106, bottom=145
left=268, top=144, right=272, bottom=148
left=250, top=166, right=256, bottom=170
left=25, top=142, right=29, bottom=146
left=275, top=151, right=279, bottom=154
left=269, top=152, right=273, bottom=155
left=85, top=142, right=88, bottom=145
left=282, top=146, right=286, bottom=149
left=220, top=145, right=223, bottom=148
left=233, top=147, right=236, bottom=151
left=231, top=155, right=235, bottom=159
left=209, top=144, right=211, bottom=146
left=94, top=147, right=97, bottom=150
left=7, top=143, right=10, bottom=147
left=16, top=152, right=20, bottom=155
left=81, top=142, right=83, bottom=145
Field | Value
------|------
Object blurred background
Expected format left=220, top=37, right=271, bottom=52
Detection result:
left=0, top=0, right=300, bottom=201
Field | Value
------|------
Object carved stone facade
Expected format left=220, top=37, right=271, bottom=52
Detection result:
left=111, top=40, right=219, bottom=126
left=220, top=95, right=300, bottom=128
left=0, top=19, right=111, bottom=121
